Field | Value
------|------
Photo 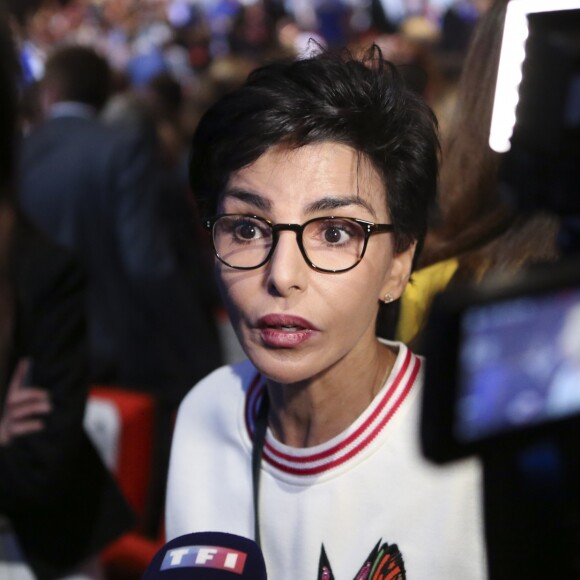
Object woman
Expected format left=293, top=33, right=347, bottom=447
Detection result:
left=394, top=0, right=559, bottom=347
left=165, top=46, right=486, bottom=578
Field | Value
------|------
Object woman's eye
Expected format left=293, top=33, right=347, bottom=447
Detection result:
left=231, top=219, right=269, bottom=241
left=316, top=220, right=361, bottom=245
left=235, top=222, right=258, bottom=240
left=323, top=225, right=347, bottom=244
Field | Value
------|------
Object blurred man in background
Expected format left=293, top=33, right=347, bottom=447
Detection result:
left=16, top=41, right=223, bottom=538
left=18, top=44, right=223, bottom=402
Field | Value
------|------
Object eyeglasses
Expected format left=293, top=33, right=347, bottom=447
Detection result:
left=204, top=214, right=395, bottom=273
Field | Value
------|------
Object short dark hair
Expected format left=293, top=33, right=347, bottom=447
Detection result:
left=42, top=44, right=112, bottom=111
left=189, top=45, right=439, bottom=258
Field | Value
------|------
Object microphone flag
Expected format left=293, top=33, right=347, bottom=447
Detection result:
left=142, top=531, right=267, bottom=579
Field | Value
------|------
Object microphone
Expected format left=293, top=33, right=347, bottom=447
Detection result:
left=142, top=531, right=268, bottom=579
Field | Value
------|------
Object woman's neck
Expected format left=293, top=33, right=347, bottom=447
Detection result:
left=266, top=342, right=398, bottom=448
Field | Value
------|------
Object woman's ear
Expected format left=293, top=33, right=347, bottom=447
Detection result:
left=379, top=241, right=416, bottom=302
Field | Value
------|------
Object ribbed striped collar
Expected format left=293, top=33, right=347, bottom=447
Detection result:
left=244, top=345, right=421, bottom=477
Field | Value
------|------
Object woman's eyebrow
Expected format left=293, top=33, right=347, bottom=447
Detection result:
left=305, top=196, right=377, bottom=218
left=222, top=191, right=378, bottom=218
left=222, top=189, right=271, bottom=212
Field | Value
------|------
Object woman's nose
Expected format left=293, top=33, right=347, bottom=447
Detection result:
left=265, top=231, right=308, bottom=296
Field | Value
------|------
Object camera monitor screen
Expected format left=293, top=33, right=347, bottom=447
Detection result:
left=455, top=287, right=580, bottom=444
left=420, top=260, right=580, bottom=464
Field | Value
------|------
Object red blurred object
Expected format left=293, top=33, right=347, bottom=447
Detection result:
left=87, top=386, right=166, bottom=577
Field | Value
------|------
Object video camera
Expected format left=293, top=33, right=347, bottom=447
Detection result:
left=421, top=0, right=580, bottom=462
left=420, top=1, right=580, bottom=577
left=421, top=259, right=580, bottom=464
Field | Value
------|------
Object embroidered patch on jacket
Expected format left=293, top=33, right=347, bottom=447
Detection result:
left=318, top=539, right=406, bottom=580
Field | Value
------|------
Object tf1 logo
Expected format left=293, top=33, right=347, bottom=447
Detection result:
left=161, top=545, right=248, bottom=574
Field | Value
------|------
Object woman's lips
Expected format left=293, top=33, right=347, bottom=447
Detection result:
left=256, top=314, right=318, bottom=348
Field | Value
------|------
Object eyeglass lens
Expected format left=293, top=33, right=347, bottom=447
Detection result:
left=212, top=215, right=367, bottom=271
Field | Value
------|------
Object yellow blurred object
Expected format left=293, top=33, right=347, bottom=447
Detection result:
left=396, top=258, right=459, bottom=344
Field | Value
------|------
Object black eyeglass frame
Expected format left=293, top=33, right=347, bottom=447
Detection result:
left=204, top=214, right=395, bottom=273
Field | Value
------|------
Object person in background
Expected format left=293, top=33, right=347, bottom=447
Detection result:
left=0, top=6, right=135, bottom=579
left=0, top=212, right=136, bottom=580
left=166, top=45, right=486, bottom=578
left=17, top=42, right=224, bottom=539
left=17, top=43, right=223, bottom=405
left=393, top=0, right=560, bottom=347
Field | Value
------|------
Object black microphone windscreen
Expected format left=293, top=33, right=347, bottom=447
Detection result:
left=142, top=532, right=267, bottom=579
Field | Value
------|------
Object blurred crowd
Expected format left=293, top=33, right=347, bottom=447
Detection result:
left=11, top=0, right=492, bottom=141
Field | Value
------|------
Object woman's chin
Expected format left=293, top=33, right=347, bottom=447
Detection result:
left=244, top=346, right=318, bottom=386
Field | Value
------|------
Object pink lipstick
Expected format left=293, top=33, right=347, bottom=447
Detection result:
left=257, top=314, right=318, bottom=348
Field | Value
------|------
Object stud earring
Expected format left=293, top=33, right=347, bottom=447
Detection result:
left=383, top=294, right=394, bottom=304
